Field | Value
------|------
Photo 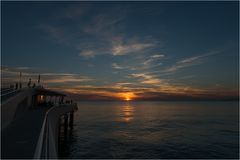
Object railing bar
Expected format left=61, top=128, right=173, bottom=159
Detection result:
left=1, top=90, right=20, bottom=97
left=33, top=117, right=47, bottom=159
left=33, top=104, right=77, bottom=159
left=1, top=88, right=14, bottom=93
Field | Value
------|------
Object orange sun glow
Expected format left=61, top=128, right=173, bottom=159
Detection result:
left=119, top=92, right=135, bottom=101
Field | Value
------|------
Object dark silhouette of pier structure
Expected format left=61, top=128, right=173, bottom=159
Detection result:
left=1, top=86, right=78, bottom=159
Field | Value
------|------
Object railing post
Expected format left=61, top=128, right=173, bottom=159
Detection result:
left=64, top=114, right=68, bottom=138
left=69, top=112, right=74, bottom=130
left=57, top=118, right=61, bottom=154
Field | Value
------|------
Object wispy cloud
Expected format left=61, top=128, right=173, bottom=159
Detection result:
left=112, top=62, right=136, bottom=71
left=112, top=63, right=124, bottom=69
left=130, top=73, right=162, bottom=85
left=163, top=50, right=221, bottom=73
left=1, top=65, right=35, bottom=75
left=6, top=65, right=227, bottom=100
left=15, top=67, right=32, bottom=70
left=39, top=5, right=160, bottom=59
left=143, top=54, right=165, bottom=65
left=164, top=55, right=203, bottom=72
left=77, top=36, right=158, bottom=58
left=79, top=50, right=96, bottom=58
left=44, top=75, right=92, bottom=84
left=112, top=42, right=156, bottom=56
left=128, top=72, right=210, bottom=96
left=1, top=66, right=93, bottom=88
left=38, top=25, right=67, bottom=44
left=83, top=13, right=124, bottom=36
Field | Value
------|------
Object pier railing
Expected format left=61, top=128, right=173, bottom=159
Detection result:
left=33, top=103, right=78, bottom=159
left=1, top=87, right=22, bottom=102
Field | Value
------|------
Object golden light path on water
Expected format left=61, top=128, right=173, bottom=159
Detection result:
left=122, top=103, right=135, bottom=122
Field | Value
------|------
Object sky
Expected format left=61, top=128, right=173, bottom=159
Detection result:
left=1, top=1, right=239, bottom=101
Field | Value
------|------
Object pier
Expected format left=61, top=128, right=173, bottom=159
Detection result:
left=1, top=86, right=78, bottom=159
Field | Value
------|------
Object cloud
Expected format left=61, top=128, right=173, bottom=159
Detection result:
left=44, top=75, right=92, bottom=84
left=39, top=5, right=160, bottom=59
left=111, top=63, right=136, bottom=71
left=112, top=63, right=124, bottom=69
left=141, top=79, right=161, bottom=85
left=164, top=56, right=203, bottom=72
left=79, top=50, right=96, bottom=58
left=83, top=13, right=124, bottom=36
left=15, top=67, right=32, bottom=70
left=130, top=73, right=162, bottom=85
left=1, top=65, right=35, bottom=76
left=143, top=54, right=165, bottom=65
left=151, top=54, right=165, bottom=58
left=131, top=73, right=152, bottom=79
left=1, top=66, right=93, bottom=88
left=77, top=36, right=158, bottom=58
left=163, top=51, right=221, bottom=73
left=12, top=63, right=235, bottom=101
left=128, top=72, right=208, bottom=95
left=112, top=42, right=155, bottom=56
left=39, top=25, right=64, bottom=40
left=80, top=11, right=159, bottom=58
left=114, top=82, right=134, bottom=87
left=38, top=24, right=77, bottom=45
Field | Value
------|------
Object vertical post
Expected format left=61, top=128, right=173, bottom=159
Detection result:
left=60, top=96, right=63, bottom=104
left=19, top=72, right=22, bottom=89
left=64, top=114, right=68, bottom=138
left=54, top=96, right=57, bottom=105
left=57, top=118, right=62, bottom=153
left=69, top=112, right=74, bottom=130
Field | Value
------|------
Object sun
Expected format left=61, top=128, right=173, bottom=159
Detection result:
left=119, top=92, right=135, bottom=101
left=125, top=95, right=131, bottom=101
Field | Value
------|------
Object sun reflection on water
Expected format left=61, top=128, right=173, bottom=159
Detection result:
left=122, top=104, right=134, bottom=122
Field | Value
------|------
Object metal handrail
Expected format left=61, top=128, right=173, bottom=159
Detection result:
left=1, top=88, right=14, bottom=93
left=33, top=103, right=77, bottom=159
left=33, top=105, right=58, bottom=159
left=1, top=89, right=20, bottom=97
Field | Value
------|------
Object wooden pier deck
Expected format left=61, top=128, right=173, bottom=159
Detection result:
left=1, top=107, right=50, bottom=158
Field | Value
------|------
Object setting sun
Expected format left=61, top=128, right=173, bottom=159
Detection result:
left=118, top=92, right=135, bottom=101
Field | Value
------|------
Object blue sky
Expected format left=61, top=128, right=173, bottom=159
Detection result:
left=1, top=1, right=239, bottom=100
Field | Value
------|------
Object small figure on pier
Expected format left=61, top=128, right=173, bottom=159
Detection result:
left=28, top=78, right=32, bottom=88
left=32, top=83, right=36, bottom=88
left=38, top=74, right=41, bottom=85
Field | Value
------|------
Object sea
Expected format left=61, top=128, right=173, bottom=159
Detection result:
left=59, top=101, right=239, bottom=159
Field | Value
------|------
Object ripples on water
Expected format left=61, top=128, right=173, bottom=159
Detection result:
left=59, top=101, right=239, bottom=159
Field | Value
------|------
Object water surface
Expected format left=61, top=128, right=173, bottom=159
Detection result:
left=60, top=101, right=239, bottom=159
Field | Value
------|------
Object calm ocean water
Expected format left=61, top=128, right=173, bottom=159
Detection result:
left=60, top=101, right=239, bottom=159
